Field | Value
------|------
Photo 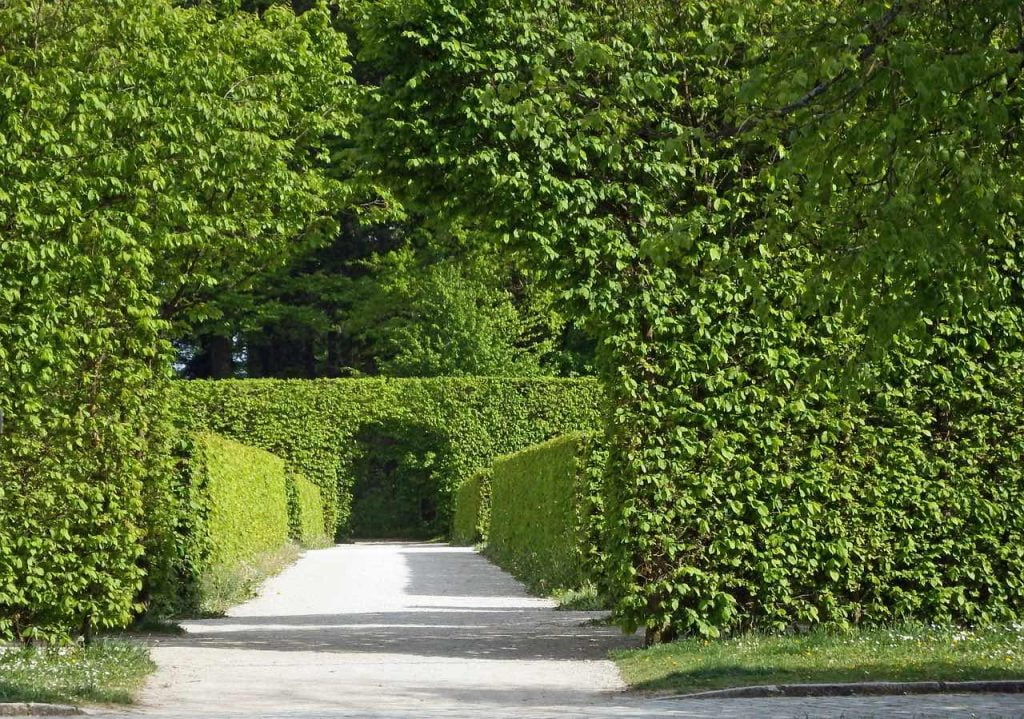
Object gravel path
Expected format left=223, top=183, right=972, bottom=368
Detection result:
left=137, top=543, right=639, bottom=716
left=77, top=542, right=1023, bottom=718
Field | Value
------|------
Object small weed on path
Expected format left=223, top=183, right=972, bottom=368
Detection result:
left=0, top=640, right=154, bottom=705
left=614, top=623, right=1024, bottom=694
left=553, top=583, right=608, bottom=611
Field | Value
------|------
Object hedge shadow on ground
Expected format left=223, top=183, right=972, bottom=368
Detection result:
left=626, top=663, right=1024, bottom=694
left=154, top=609, right=625, bottom=661
left=150, top=545, right=637, bottom=661
left=401, top=548, right=520, bottom=598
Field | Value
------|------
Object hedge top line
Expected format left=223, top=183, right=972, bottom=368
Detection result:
left=174, top=376, right=599, bottom=386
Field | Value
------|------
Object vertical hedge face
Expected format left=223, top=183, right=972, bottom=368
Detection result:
left=152, top=433, right=294, bottom=614
left=288, top=471, right=331, bottom=549
left=354, top=0, right=1024, bottom=638
left=0, top=0, right=355, bottom=641
left=0, top=1, right=166, bottom=642
left=485, top=435, right=591, bottom=593
left=450, top=468, right=491, bottom=546
left=198, top=434, right=290, bottom=573
left=168, top=378, right=603, bottom=538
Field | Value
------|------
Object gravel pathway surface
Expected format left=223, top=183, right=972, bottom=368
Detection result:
left=136, top=543, right=638, bottom=716
left=74, top=543, right=1023, bottom=718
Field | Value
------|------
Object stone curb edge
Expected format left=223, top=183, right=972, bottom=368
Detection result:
left=0, top=704, right=84, bottom=716
left=657, top=679, right=1024, bottom=700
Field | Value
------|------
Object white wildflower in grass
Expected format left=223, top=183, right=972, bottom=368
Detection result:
left=0, top=640, right=154, bottom=705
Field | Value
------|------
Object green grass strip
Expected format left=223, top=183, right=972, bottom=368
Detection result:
left=0, top=640, right=154, bottom=705
left=614, top=624, right=1024, bottom=694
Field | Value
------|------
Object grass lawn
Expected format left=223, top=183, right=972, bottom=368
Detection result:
left=613, top=624, right=1024, bottom=694
left=0, top=640, right=155, bottom=705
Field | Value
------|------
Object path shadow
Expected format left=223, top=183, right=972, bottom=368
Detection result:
left=400, top=546, right=530, bottom=599
left=156, top=608, right=632, bottom=661
left=158, top=544, right=640, bottom=661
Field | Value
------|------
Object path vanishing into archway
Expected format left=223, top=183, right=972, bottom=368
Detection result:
left=140, top=543, right=639, bottom=716
left=84, top=543, right=1023, bottom=719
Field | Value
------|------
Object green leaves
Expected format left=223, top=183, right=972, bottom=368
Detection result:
left=150, top=432, right=301, bottom=615
left=451, top=467, right=491, bottom=545
left=169, top=377, right=604, bottom=538
left=484, top=434, right=597, bottom=594
left=0, top=0, right=358, bottom=641
left=353, top=0, right=1024, bottom=640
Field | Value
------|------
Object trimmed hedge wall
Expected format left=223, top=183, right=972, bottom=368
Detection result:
left=288, top=471, right=331, bottom=548
left=198, top=434, right=290, bottom=574
left=148, top=432, right=295, bottom=613
left=0, top=3, right=168, bottom=642
left=485, top=434, right=595, bottom=593
left=451, top=468, right=491, bottom=545
left=169, top=378, right=603, bottom=539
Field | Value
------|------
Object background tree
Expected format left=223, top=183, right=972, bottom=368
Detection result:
left=176, top=218, right=595, bottom=378
left=344, top=246, right=582, bottom=377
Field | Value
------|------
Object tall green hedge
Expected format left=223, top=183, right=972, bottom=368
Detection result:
left=353, top=0, right=1024, bottom=641
left=485, top=435, right=595, bottom=594
left=198, top=434, right=290, bottom=574
left=169, top=378, right=602, bottom=538
left=451, top=468, right=491, bottom=546
left=0, top=0, right=166, bottom=642
left=0, top=0, right=355, bottom=642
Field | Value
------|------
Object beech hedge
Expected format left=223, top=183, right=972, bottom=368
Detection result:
left=169, top=378, right=603, bottom=539
left=450, top=468, right=491, bottom=546
left=0, top=0, right=355, bottom=642
left=196, top=434, right=290, bottom=576
left=484, top=435, right=597, bottom=594
left=354, top=0, right=1024, bottom=640
left=288, top=470, right=331, bottom=549
left=149, top=432, right=294, bottom=613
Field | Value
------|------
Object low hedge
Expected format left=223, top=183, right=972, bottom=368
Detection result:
left=485, top=434, right=596, bottom=593
left=288, top=471, right=331, bottom=548
left=148, top=432, right=293, bottom=613
left=169, top=378, right=602, bottom=539
left=451, top=468, right=491, bottom=545
left=198, top=434, right=290, bottom=574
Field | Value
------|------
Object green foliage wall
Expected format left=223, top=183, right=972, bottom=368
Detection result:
left=450, top=468, right=491, bottom=546
left=353, top=0, right=1024, bottom=640
left=199, top=434, right=290, bottom=573
left=153, top=433, right=292, bottom=613
left=169, top=378, right=603, bottom=538
left=485, top=435, right=592, bottom=593
left=0, top=0, right=355, bottom=642
left=0, top=0, right=163, bottom=642
left=288, top=471, right=331, bottom=548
